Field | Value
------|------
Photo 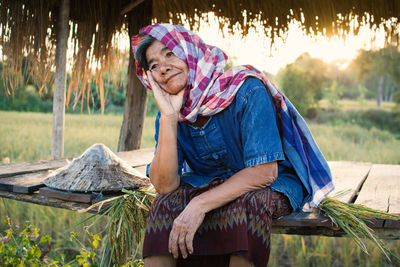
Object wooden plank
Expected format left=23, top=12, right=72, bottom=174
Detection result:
left=385, top=219, right=400, bottom=229
left=272, top=212, right=383, bottom=229
left=327, top=161, right=372, bottom=203
left=117, top=148, right=154, bottom=168
left=134, top=165, right=148, bottom=177
left=0, top=159, right=69, bottom=178
left=0, top=148, right=155, bottom=179
left=0, top=158, right=399, bottom=238
left=355, top=164, right=400, bottom=213
left=0, top=188, right=397, bottom=238
left=0, top=171, right=50, bottom=193
left=271, top=226, right=400, bottom=239
left=39, top=187, right=92, bottom=203
left=382, top=165, right=400, bottom=229
left=0, top=190, right=92, bottom=212
left=272, top=226, right=345, bottom=237
left=273, top=212, right=335, bottom=228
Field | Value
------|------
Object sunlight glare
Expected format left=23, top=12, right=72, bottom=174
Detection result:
left=189, top=13, right=387, bottom=74
left=85, top=12, right=388, bottom=76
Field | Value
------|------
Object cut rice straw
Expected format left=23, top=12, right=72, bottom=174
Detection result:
left=319, top=197, right=400, bottom=262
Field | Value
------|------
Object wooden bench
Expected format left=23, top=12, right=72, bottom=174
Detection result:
left=0, top=148, right=399, bottom=239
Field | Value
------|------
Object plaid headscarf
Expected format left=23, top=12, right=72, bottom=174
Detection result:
left=132, top=24, right=334, bottom=208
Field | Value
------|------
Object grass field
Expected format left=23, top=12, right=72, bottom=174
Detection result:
left=0, top=111, right=156, bottom=162
left=1, top=110, right=399, bottom=165
left=319, top=99, right=396, bottom=111
left=0, top=100, right=400, bottom=265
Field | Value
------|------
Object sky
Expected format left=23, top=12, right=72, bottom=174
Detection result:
left=186, top=13, right=388, bottom=75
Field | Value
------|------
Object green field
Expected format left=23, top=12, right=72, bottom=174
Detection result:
left=1, top=109, right=399, bottom=165
left=319, top=99, right=396, bottom=112
left=0, top=111, right=157, bottom=162
left=0, top=104, right=400, bottom=265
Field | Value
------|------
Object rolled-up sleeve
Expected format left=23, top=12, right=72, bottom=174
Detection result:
left=239, top=80, right=285, bottom=168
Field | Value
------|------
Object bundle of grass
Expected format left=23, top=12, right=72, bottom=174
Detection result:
left=318, top=197, right=400, bottom=261
left=107, top=187, right=155, bottom=264
left=81, top=185, right=155, bottom=266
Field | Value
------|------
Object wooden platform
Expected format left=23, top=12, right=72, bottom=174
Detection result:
left=0, top=148, right=399, bottom=239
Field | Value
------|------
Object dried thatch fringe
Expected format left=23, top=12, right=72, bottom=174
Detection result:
left=1, top=0, right=399, bottom=110
left=0, top=0, right=127, bottom=112
left=154, top=0, right=400, bottom=40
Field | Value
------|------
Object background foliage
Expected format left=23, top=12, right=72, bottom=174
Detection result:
left=2, top=47, right=400, bottom=117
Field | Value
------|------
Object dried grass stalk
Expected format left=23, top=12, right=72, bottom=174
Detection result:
left=319, top=197, right=400, bottom=261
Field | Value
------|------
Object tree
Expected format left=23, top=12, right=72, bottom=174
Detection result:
left=292, top=53, right=330, bottom=101
left=351, top=47, right=400, bottom=107
left=277, top=53, right=330, bottom=116
left=278, top=64, right=314, bottom=115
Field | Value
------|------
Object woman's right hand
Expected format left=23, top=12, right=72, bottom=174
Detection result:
left=147, top=71, right=184, bottom=120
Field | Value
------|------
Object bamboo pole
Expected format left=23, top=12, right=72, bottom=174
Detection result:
left=51, top=0, right=70, bottom=159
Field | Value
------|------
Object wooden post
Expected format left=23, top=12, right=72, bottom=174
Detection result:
left=51, top=0, right=70, bottom=159
left=118, top=0, right=152, bottom=152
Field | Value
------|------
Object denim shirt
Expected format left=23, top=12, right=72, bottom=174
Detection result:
left=148, top=78, right=307, bottom=211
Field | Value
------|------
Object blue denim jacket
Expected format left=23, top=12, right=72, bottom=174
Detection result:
left=148, top=78, right=308, bottom=211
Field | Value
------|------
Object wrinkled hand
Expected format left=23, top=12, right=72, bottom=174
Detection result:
left=147, top=71, right=184, bottom=119
left=168, top=200, right=205, bottom=259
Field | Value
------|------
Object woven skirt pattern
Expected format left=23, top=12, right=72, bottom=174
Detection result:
left=143, top=180, right=292, bottom=267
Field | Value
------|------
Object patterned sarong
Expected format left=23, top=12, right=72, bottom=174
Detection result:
left=143, top=180, right=292, bottom=267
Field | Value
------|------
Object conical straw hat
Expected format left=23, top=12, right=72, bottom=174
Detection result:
left=44, top=143, right=150, bottom=192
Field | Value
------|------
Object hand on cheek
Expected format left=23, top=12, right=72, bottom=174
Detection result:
left=147, top=71, right=184, bottom=119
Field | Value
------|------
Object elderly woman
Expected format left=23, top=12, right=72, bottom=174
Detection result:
left=132, top=24, right=333, bottom=267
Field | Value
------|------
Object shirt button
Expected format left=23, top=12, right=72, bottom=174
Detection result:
left=212, top=153, right=219, bottom=159
left=199, top=130, right=205, bottom=136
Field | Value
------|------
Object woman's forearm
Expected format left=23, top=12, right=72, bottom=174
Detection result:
left=192, top=162, right=278, bottom=213
left=148, top=115, right=181, bottom=194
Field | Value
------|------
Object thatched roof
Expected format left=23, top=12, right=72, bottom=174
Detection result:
left=1, top=0, right=399, bottom=108
left=162, top=1, right=399, bottom=39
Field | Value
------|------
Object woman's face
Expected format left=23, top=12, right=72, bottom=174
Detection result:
left=146, top=40, right=189, bottom=95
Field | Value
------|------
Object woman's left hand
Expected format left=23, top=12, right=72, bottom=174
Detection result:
left=168, top=199, right=205, bottom=259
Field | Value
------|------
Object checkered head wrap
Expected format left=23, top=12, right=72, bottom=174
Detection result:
left=131, top=23, right=281, bottom=123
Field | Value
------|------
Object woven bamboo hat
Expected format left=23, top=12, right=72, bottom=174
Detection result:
left=44, top=143, right=149, bottom=192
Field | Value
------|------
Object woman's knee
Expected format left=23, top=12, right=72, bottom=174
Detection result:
left=229, top=255, right=253, bottom=267
left=144, top=254, right=176, bottom=267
